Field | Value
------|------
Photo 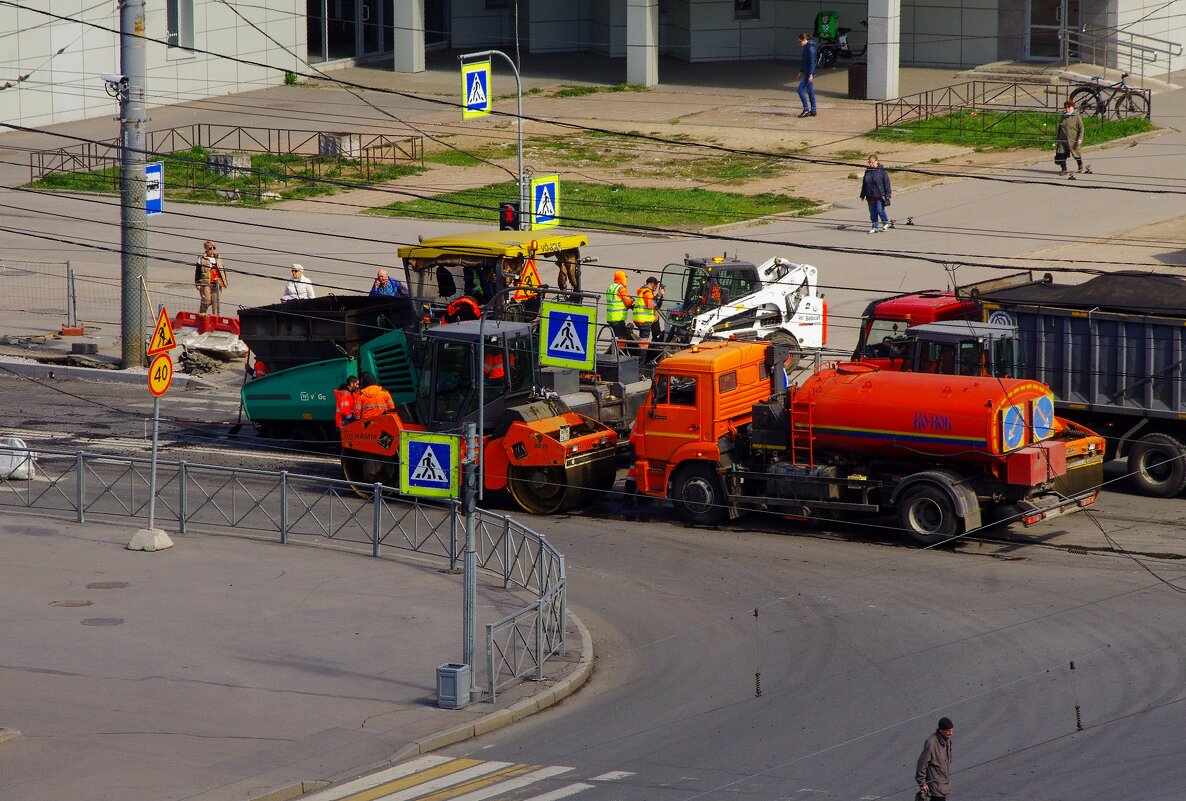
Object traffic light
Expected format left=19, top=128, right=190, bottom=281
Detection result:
left=498, top=201, right=520, bottom=231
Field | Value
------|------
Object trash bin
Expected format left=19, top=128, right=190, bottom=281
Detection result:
left=848, top=62, right=867, bottom=100
left=436, top=663, right=472, bottom=709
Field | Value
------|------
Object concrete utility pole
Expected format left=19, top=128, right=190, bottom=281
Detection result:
left=118, top=0, right=149, bottom=368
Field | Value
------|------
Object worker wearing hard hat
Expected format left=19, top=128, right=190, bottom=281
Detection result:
left=605, top=269, right=634, bottom=354
left=633, top=276, right=660, bottom=358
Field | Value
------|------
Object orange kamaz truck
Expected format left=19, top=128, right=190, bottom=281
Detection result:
left=628, top=340, right=1103, bottom=546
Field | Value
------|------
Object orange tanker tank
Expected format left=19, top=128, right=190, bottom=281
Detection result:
left=791, top=361, right=1058, bottom=461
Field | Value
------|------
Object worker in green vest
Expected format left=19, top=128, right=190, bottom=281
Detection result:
left=605, top=269, right=633, bottom=354
left=632, top=276, right=659, bottom=359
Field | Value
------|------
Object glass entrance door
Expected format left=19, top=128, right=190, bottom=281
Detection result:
left=361, top=0, right=382, bottom=55
left=327, top=0, right=358, bottom=60
left=1028, top=0, right=1065, bottom=59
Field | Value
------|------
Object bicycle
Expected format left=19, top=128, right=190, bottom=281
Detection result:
left=1068, top=73, right=1150, bottom=119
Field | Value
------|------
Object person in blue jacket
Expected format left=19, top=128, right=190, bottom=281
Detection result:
left=369, top=268, right=408, bottom=298
left=795, top=33, right=817, bottom=118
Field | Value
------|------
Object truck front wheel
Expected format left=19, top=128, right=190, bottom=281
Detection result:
left=898, top=484, right=962, bottom=547
left=670, top=464, right=728, bottom=526
left=1127, top=433, right=1186, bottom=498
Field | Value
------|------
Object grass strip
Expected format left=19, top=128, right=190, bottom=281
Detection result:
left=869, top=110, right=1153, bottom=150
left=27, top=146, right=424, bottom=206
left=367, top=180, right=817, bottom=230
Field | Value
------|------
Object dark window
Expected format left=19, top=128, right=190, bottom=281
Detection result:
left=436, top=265, right=457, bottom=298
left=734, top=0, right=759, bottom=20
left=655, top=374, right=699, bottom=406
left=167, top=0, right=194, bottom=49
left=422, top=342, right=475, bottom=424
left=719, top=371, right=738, bottom=393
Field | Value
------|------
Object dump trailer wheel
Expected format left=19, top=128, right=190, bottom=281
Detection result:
left=341, top=449, right=398, bottom=498
left=670, top=463, right=728, bottom=526
left=508, top=465, right=573, bottom=515
left=1127, top=432, right=1186, bottom=498
left=898, top=484, right=962, bottom=547
left=767, top=331, right=802, bottom=372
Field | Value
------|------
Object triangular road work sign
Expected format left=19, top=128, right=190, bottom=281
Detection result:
left=513, top=258, right=541, bottom=301
left=146, top=307, right=177, bottom=356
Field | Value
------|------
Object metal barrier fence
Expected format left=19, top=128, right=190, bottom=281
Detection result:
left=0, top=444, right=566, bottom=699
left=875, top=80, right=1080, bottom=130
left=0, top=260, right=193, bottom=332
left=29, top=123, right=425, bottom=185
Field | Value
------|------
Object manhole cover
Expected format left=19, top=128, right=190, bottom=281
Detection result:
left=81, top=618, right=124, bottom=626
left=85, top=581, right=129, bottom=590
left=50, top=600, right=93, bottom=608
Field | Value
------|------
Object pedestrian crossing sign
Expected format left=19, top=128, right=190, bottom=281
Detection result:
left=461, top=61, right=491, bottom=119
left=530, top=174, right=559, bottom=230
left=400, top=432, right=460, bottom=499
left=539, top=301, right=595, bottom=370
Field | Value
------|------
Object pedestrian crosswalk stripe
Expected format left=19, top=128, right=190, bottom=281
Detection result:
left=330, top=758, right=488, bottom=801
left=371, top=761, right=524, bottom=801
left=443, top=765, right=573, bottom=801
left=300, top=757, right=600, bottom=801
left=412, top=764, right=533, bottom=801
left=520, top=784, right=595, bottom=801
left=589, top=771, right=634, bottom=782
left=302, top=756, right=453, bottom=801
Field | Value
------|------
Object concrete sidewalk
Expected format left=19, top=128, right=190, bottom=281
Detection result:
left=0, top=510, right=592, bottom=801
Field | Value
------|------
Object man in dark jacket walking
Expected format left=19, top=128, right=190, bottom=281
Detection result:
left=795, top=33, right=817, bottom=117
left=859, top=154, right=893, bottom=233
left=916, top=717, right=954, bottom=800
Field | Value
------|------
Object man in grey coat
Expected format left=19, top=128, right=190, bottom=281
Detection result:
left=916, top=717, right=954, bottom=800
left=1056, top=98, right=1085, bottom=174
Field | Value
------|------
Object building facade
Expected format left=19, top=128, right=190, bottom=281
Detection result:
left=1, top=0, right=304, bottom=129
left=2, top=0, right=1180, bottom=128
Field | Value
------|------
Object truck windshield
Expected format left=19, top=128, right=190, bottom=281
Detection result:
left=862, top=318, right=908, bottom=357
left=655, top=374, right=698, bottom=406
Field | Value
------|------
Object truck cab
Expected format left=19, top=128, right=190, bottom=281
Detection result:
left=630, top=340, right=786, bottom=516
left=854, top=271, right=1041, bottom=359
left=862, top=320, right=1020, bottom=378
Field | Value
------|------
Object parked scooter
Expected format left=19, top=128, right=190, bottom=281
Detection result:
left=814, top=12, right=868, bottom=69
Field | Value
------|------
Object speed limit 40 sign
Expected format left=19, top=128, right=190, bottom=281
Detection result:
left=148, top=353, right=174, bottom=397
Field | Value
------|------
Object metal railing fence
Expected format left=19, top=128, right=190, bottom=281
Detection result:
left=875, top=80, right=1079, bottom=129
left=0, top=444, right=565, bottom=698
left=29, top=123, right=424, bottom=187
left=1065, top=24, right=1183, bottom=83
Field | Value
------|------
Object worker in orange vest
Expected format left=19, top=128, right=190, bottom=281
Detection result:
left=484, top=351, right=506, bottom=381
left=252, top=358, right=269, bottom=379
left=356, top=372, right=394, bottom=419
left=334, top=375, right=361, bottom=428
